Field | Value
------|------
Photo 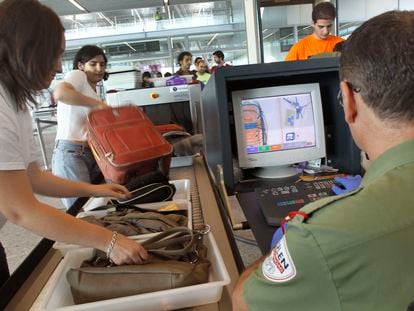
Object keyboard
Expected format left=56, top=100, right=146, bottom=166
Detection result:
left=255, top=179, right=336, bottom=226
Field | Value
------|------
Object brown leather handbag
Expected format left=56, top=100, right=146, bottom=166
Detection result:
left=66, top=227, right=211, bottom=304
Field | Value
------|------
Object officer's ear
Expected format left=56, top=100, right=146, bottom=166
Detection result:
left=341, top=81, right=358, bottom=125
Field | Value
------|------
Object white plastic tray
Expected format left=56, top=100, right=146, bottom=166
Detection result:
left=54, top=200, right=192, bottom=254
left=41, top=233, right=230, bottom=311
left=53, top=179, right=191, bottom=254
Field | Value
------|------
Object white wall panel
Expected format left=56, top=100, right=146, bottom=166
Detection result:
left=300, top=4, right=312, bottom=24
left=261, top=6, right=288, bottom=28
left=287, top=4, right=312, bottom=25
left=338, top=0, right=366, bottom=22
left=287, top=5, right=301, bottom=25
left=366, top=0, right=398, bottom=18
left=399, top=0, right=414, bottom=10
left=339, top=0, right=403, bottom=22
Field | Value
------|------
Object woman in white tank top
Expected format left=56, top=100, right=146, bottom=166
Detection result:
left=52, top=45, right=109, bottom=208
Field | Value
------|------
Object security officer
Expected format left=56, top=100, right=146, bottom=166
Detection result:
left=233, top=10, right=414, bottom=311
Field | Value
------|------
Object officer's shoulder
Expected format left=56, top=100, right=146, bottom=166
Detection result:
left=297, top=188, right=363, bottom=223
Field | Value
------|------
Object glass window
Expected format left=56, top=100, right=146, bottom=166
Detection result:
left=188, top=31, right=247, bottom=68
left=60, top=1, right=248, bottom=75
left=259, top=3, right=314, bottom=63
left=337, top=0, right=401, bottom=39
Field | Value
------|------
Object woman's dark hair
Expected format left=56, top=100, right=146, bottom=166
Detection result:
left=0, top=0, right=64, bottom=110
left=73, top=45, right=107, bottom=69
left=177, top=51, right=192, bottom=64
left=142, top=71, right=151, bottom=79
left=194, top=57, right=202, bottom=65
left=333, top=41, right=344, bottom=53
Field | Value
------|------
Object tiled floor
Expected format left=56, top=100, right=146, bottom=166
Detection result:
left=0, top=113, right=262, bottom=277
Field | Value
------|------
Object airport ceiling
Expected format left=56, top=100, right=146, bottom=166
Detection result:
left=37, top=0, right=236, bottom=32
left=39, top=0, right=224, bottom=16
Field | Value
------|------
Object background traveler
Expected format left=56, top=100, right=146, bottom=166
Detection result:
left=142, top=71, right=154, bottom=88
left=210, top=50, right=231, bottom=74
left=285, top=2, right=343, bottom=61
left=52, top=45, right=109, bottom=208
left=195, top=59, right=211, bottom=84
left=175, top=51, right=196, bottom=76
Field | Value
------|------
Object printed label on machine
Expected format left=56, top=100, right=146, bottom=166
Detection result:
left=169, top=85, right=188, bottom=93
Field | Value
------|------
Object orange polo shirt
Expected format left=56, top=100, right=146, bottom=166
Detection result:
left=285, top=34, right=344, bottom=61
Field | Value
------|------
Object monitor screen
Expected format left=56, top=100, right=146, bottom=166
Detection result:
left=232, top=83, right=326, bottom=178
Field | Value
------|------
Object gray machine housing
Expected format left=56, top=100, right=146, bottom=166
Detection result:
left=106, top=84, right=202, bottom=134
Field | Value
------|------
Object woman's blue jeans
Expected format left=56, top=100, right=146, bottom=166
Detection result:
left=51, top=140, right=103, bottom=209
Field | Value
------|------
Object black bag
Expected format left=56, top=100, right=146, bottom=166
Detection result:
left=118, top=171, right=176, bottom=205
left=117, top=182, right=176, bottom=205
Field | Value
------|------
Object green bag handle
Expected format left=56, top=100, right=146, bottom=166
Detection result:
left=141, top=226, right=209, bottom=257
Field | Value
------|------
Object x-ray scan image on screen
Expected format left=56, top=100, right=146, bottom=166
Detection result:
left=232, top=83, right=326, bottom=178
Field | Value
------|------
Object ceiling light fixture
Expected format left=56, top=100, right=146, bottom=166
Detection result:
left=207, top=33, right=218, bottom=46
left=98, top=12, right=114, bottom=26
left=67, top=0, right=88, bottom=12
left=64, top=15, right=85, bottom=27
left=124, top=42, right=137, bottom=52
left=133, top=9, right=143, bottom=23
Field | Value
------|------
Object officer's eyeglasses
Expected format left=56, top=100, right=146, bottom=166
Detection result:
left=337, top=83, right=361, bottom=107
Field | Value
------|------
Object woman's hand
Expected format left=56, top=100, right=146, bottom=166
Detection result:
left=95, top=100, right=109, bottom=110
left=109, top=234, right=149, bottom=265
left=90, top=183, right=131, bottom=200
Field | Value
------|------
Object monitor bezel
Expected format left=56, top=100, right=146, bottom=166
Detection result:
left=232, top=83, right=326, bottom=169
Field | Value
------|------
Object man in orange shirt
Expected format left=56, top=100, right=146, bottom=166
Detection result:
left=285, top=2, right=343, bottom=61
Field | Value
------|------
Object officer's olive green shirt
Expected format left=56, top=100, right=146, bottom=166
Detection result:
left=243, top=139, right=414, bottom=311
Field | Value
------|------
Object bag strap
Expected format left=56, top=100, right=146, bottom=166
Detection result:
left=117, top=183, right=175, bottom=204
left=141, top=227, right=196, bottom=257
left=162, top=131, right=191, bottom=138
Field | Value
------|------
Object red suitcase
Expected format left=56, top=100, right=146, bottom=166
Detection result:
left=87, top=106, right=173, bottom=184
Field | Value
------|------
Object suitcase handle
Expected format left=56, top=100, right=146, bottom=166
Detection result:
left=90, top=141, right=116, bottom=165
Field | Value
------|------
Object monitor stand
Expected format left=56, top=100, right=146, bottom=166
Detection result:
left=253, top=165, right=299, bottom=179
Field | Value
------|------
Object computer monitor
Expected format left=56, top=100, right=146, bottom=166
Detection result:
left=232, top=83, right=326, bottom=178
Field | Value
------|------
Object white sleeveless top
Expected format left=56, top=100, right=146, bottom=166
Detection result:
left=55, top=70, right=101, bottom=142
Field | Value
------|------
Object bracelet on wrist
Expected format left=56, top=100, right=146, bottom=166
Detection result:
left=106, top=231, right=118, bottom=260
